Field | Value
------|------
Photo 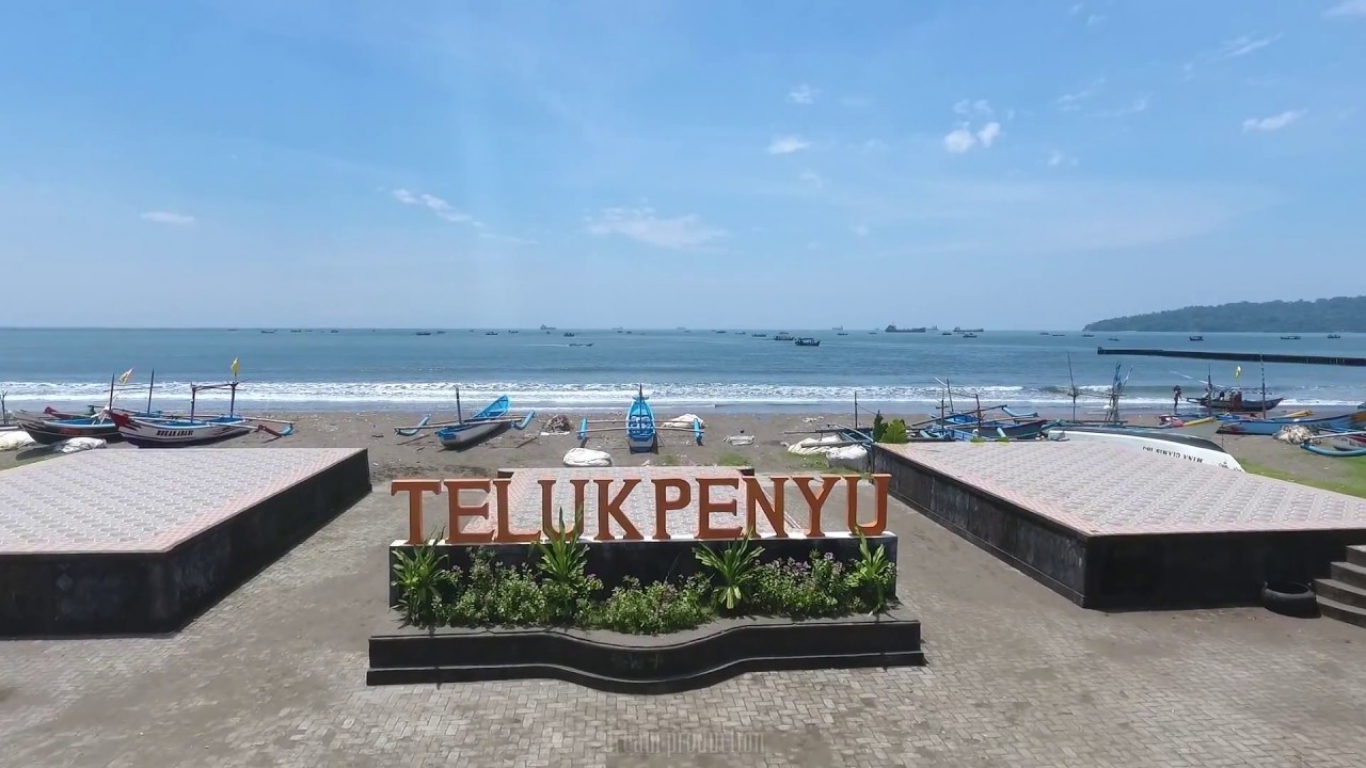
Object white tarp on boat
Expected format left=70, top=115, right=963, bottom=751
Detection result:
left=564, top=448, right=612, bottom=468
left=54, top=437, right=107, bottom=454
left=663, top=414, right=705, bottom=429
left=827, top=445, right=868, bottom=471
left=0, top=430, right=37, bottom=451
left=786, top=436, right=842, bottom=456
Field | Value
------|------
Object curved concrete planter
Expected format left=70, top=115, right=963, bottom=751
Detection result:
left=367, top=606, right=923, bottom=694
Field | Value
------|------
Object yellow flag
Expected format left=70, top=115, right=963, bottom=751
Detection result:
left=231, top=358, right=240, bottom=378
left=1234, top=366, right=1242, bottom=379
left=118, top=368, right=134, bottom=385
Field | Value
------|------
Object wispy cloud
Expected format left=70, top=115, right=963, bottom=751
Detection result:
left=585, top=207, right=725, bottom=249
left=953, top=99, right=994, bottom=118
left=1047, top=150, right=1080, bottom=168
left=1087, top=14, right=1105, bottom=26
left=767, top=136, right=811, bottom=155
left=1056, top=79, right=1104, bottom=111
left=140, top=211, right=194, bottom=225
left=1242, top=109, right=1305, bottom=132
left=390, top=188, right=481, bottom=226
left=1217, top=34, right=1282, bottom=59
left=943, top=123, right=1003, bottom=154
left=1095, top=96, right=1151, bottom=117
left=1324, top=0, right=1366, bottom=17
left=1069, top=2, right=1085, bottom=14
left=787, top=84, right=816, bottom=105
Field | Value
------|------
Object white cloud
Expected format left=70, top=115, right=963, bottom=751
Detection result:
left=943, top=126, right=978, bottom=154
left=976, top=122, right=1002, bottom=148
left=1324, top=0, right=1366, bottom=17
left=1047, top=150, right=1079, bottom=167
left=953, top=99, right=994, bottom=117
left=1095, top=96, right=1151, bottom=117
left=1069, top=2, right=1085, bottom=14
left=585, top=207, right=725, bottom=249
left=767, top=136, right=811, bottom=155
left=390, top=188, right=480, bottom=225
left=798, top=170, right=824, bottom=189
left=1056, top=79, right=1103, bottom=111
left=943, top=123, right=1002, bottom=153
left=140, top=211, right=194, bottom=225
left=852, top=224, right=870, bottom=237
left=1217, top=34, right=1281, bottom=59
left=788, top=84, right=816, bottom=105
left=1242, top=109, right=1305, bottom=132
left=1087, top=13, right=1105, bottom=26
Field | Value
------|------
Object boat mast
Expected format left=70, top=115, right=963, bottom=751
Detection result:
left=229, top=381, right=237, bottom=418
left=146, top=370, right=156, bottom=413
left=455, top=386, right=464, bottom=424
left=1260, top=354, right=1267, bottom=419
left=107, top=372, right=117, bottom=413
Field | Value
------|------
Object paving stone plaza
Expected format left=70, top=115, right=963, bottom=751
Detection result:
left=3, top=479, right=1365, bottom=767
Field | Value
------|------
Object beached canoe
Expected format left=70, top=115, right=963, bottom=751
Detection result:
left=435, top=420, right=509, bottom=450
left=110, top=412, right=256, bottom=448
left=627, top=389, right=657, bottom=453
left=1217, top=410, right=1366, bottom=436
left=1045, top=426, right=1244, bottom=471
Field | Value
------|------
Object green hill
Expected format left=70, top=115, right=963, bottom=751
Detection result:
left=1084, top=296, right=1366, bottom=333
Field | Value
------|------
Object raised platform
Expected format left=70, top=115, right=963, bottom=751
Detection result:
left=0, top=448, right=371, bottom=637
left=874, top=441, right=1366, bottom=609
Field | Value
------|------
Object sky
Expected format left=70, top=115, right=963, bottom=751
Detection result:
left=1, top=0, right=1364, bottom=329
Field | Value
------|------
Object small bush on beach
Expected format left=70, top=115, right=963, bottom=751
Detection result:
left=880, top=419, right=910, bottom=444
left=872, top=412, right=886, bottom=442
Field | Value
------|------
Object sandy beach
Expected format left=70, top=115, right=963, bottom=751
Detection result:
left=4, top=408, right=1361, bottom=492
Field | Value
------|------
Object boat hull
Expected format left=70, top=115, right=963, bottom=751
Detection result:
left=1045, top=427, right=1244, bottom=471
left=436, top=420, right=508, bottom=450
left=115, top=415, right=253, bottom=447
left=1217, top=410, right=1366, bottom=436
left=1187, top=396, right=1284, bottom=413
left=627, top=397, right=657, bottom=453
left=18, top=417, right=123, bottom=445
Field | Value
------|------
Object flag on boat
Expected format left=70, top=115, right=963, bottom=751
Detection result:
left=1234, top=366, right=1242, bottom=379
left=118, top=368, right=134, bottom=385
left=231, top=358, right=240, bottom=378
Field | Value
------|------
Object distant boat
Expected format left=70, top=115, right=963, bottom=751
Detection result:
left=260, top=330, right=276, bottom=334
left=1051, top=333, right=1065, bottom=337
left=952, top=327, right=983, bottom=333
left=508, top=330, right=519, bottom=334
left=962, top=333, right=978, bottom=338
left=941, top=331, right=953, bottom=336
left=751, top=333, right=767, bottom=338
left=774, top=332, right=795, bottom=341
left=1039, top=331, right=1051, bottom=336
left=1108, top=337, right=1120, bottom=342
left=563, top=332, right=575, bottom=337
left=838, top=332, right=849, bottom=336
left=1082, top=333, right=1094, bottom=338
left=1281, top=335, right=1302, bottom=340
left=794, top=337, right=821, bottom=347
left=330, top=329, right=339, bottom=333
left=1189, top=335, right=1204, bottom=341
left=1328, top=334, right=1342, bottom=339
left=832, top=326, right=843, bottom=331
left=885, top=325, right=927, bottom=333
left=569, top=342, right=594, bottom=347
left=415, top=331, right=432, bottom=336
left=540, top=324, right=557, bottom=331
left=713, top=330, right=727, bottom=334
left=485, top=331, right=499, bottom=336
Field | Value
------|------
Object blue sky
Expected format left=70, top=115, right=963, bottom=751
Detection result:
left=1, top=0, right=1363, bottom=329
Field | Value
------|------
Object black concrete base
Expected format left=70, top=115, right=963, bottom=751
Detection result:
left=0, top=451, right=372, bottom=637
left=874, top=446, right=1366, bottom=610
left=366, top=605, right=923, bottom=693
left=387, top=533, right=899, bottom=608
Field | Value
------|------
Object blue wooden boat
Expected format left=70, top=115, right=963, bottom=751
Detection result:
left=1301, top=432, right=1366, bottom=458
left=435, top=395, right=511, bottom=450
left=626, top=386, right=657, bottom=453
left=110, top=378, right=294, bottom=447
left=1218, top=410, right=1366, bottom=436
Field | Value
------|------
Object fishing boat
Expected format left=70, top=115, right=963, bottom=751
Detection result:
left=962, top=333, right=978, bottom=338
left=17, top=370, right=164, bottom=445
left=1301, top=430, right=1366, bottom=458
left=1189, top=335, right=1204, bottom=342
left=1186, top=394, right=1284, bottom=413
left=1280, top=335, right=1302, bottom=340
left=109, top=365, right=295, bottom=447
left=415, top=331, right=432, bottom=336
left=568, top=342, right=595, bottom=347
left=576, top=385, right=702, bottom=453
left=1045, top=426, right=1244, bottom=471
left=885, top=325, right=927, bottom=333
left=750, top=333, right=767, bottom=338
left=794, top=337, right=821, bottom=347
left=394, top=391, right=536, bottom=447
left=1327, top=334, right=1342, bottom=339
left=1218, top=409, right=1366, bottom=436
left=933, top=418, right=1049, bottom=441
left=773, top=332, right=795, bottom=341
left=564, top=332, right=576, bottom=337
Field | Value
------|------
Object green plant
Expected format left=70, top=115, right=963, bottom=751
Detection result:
left=587, top=576, right=713, bottom=634
left=848, top=531, right=895, bottom=614
left=880, top=418, right=909, bottom=444
left=872, top=412, right=886, bottom=442
left=391, top=532, right=451, bottom=627
left=531, top=506, right=596, bottom=622
left=694, top=534, right=764, bottom=612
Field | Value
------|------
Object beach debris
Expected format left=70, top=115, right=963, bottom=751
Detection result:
left=724, top=434, right=755, bottom=446
left=53, top=437, right=107, bottom=454
left=663, top=414, right=705, bottom=429
left=786, top=436, right=843, bottom=456
left=0, top=430, right=37, bottom=451
left=542, top=415, right=573, bottom=435
left=827, top=445, right=869, bottom=472
left=564, top=447, right=612, bottom=468
left=1275, top=425, right=1313, bottom=445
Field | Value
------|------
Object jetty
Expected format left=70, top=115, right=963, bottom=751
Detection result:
left=1097, top=347, right=1366, bottom=367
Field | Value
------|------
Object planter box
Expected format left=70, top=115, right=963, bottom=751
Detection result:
left=367, top=605, right=923, bottom=694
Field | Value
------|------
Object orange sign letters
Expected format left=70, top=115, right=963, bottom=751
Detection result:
left=391, top=473, right=891, bottom=544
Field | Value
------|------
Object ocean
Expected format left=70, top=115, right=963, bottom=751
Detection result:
left=1, top=328, right=1362, bottom=414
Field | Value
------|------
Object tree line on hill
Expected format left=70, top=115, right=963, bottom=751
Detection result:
left=1083, top=296, right=1366, bottom=333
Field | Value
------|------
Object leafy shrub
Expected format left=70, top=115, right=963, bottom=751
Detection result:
left=880, top=418, right=910, bottom=444
left=586, top=576, right=713, bottom=634
left=391, top=533, right=452, bottom=627
left=694, top=534, right=763, bottom=612
left=848, top=532, right=895, bottom=614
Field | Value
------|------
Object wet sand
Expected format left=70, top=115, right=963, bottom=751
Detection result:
left=2, top=409, right=1362, bottom=492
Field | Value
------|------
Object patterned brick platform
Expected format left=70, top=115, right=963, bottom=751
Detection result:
left=0, top=448, right=371, bottom=636
left=878, top=441, right=1366, bottom=536
left=875, top=441, right=1366, bottom=609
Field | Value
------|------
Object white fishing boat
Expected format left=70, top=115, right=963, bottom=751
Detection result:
left=1044, top=426, right=1244, bottom=471
left=109, top=361, right=293, bottom=448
